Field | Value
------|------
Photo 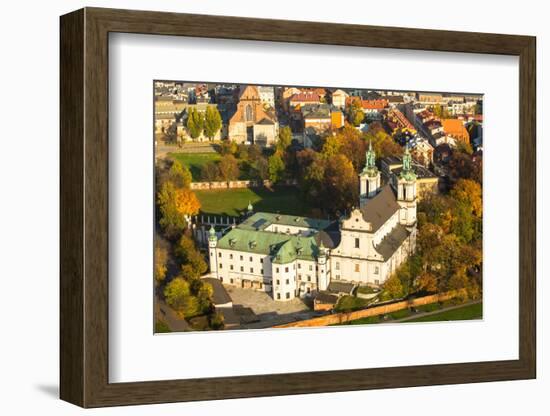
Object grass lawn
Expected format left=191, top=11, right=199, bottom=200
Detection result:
left=334, top=295, right=371, bottom=313
left=169, top=152, right=221, bottom=181
left=405, top=302, right=482, bottom=323
left=195, top=187, right=315, bottom=217
left=336, top=315, right=381, bottom=326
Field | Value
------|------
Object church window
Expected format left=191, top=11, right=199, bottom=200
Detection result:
left=250, top=268, right=254, bottom=273
left=229, top=254, right=233, bottom=259
left=240, top=266, right=244, bottom=272
left=260, top=258, right=263, bottom=263
left=261, top=269, right=264, bottom=274
left=240, top=255, right=243, bottom=261
left=218, top=252, right=222, bottom=258
left=355, top=238, right=360, bottom=248
left=335, top=262, right=340, bottom=270
left=355, top=264, right=360, bottom=272
left=336, top=274, right=340, bottom=280
left=230, top=265, right=234, bottom=270
left=309, top=265, right=313, bottom=271
left=245, top=104, right=253, bottom=122
left=219, top=263, right=223, bottom=269
left=276, top=267, right=279, bottom=273
left=249, top=256, right=253, bottom=262
left=230, top=278, right=234, bottom=284
left=286, top=292, right=290, bottom=299
left=375, top=266, right=379, bottom=274
left=276, top=280, right=280, bottom=285
left=277, top=293, right=281, bottom=300
left=285, top=267, right=289, bottom=273
left=307, top=275, right=311, bottom=282
left=286, top=279, right=289, bottom=284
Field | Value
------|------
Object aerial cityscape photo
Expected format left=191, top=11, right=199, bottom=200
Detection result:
left=153, top=81, right=483, bottom=333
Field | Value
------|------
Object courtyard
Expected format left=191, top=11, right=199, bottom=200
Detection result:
left=224, top=285, right=322, bottom=329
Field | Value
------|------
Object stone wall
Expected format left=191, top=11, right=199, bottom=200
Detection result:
left=274, top=291, right=458, bottom=328
left=190, top=179, right=297, bottom=190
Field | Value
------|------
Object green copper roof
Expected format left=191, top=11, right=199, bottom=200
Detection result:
left=361, top=139, right=379, bottom=177
left=238, top=212, right=331, bottom=232
left=208, top=226, right=217, bottom=241
left=216, top=227, right=321, bottom=263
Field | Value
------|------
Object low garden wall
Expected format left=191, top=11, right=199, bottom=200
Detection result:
left=190, top=179, right=297, bottom=190
left=274, top=291, right=458, bottom=328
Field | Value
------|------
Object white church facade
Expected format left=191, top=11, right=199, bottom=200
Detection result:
left=208, top=144, right=418, bottom=301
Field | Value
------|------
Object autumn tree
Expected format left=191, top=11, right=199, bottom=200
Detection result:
left=218, top=154, right=240, bottom=181
left=154, top=239, right=169, bottom=285
left=383, top=274, right=404, bottom=299
left=203, top=105, right=222, bottom=139
left=347, top=99, right=365, bottom=126
left=321, top=154, right=358, bottom=215
left=451, top=179, right=482, bottom=219
left=157, top=181, right=187, bottom=239
left=200, top=161, right=220, bottom=182
left=174, top=188, right=201, bottom=218
left=175, top=234, right=208, bottom=276
left=186, top=107, right=204, bottom=139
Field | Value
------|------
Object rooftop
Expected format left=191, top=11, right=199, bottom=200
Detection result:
left=240, top=212, right=332, bottom=232
left=375, top=224, right=410, bottom=260
left=358, top=185, right=400, bottom=232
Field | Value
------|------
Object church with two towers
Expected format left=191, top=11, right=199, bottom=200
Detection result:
left=208, top=144, right=418, bottom=301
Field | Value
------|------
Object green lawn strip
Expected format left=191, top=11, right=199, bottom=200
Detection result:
left=169, top=152, right=221, bottom=181
left=388, top=308, right=412, bottom=320
left=414, top=302, right=442, bottom=313
left=404, top=302, right=482, bottom=323
left=334, top=295, right=370, bottom=313
left=356, top=285, right=378, bottom=295
left=195, top=187, right=314, bottom=217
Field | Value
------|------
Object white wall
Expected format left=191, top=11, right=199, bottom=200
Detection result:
left=0, top=1, right=546, bottom=415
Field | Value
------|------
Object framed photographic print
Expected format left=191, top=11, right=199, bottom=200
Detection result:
left=60, top=7, right=536, bottom=408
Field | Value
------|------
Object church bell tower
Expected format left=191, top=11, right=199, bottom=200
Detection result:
left=359, top=140, right=381, bottom=208
left=397, top=146, right=417, bottom=228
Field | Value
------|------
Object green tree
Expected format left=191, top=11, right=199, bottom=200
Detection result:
left=209, top=312, right=225, bottom=330
left=203, top=105, right=222, bottom=139
left=268, top=153, right=285, bottom=183
left=168, top=160, right=192, bottom=188
left=220, top=140, right=238, bottom=155
left=253, top=157, right=269, bottom=181
left=186, top=107, right=204, bottom=139
left=164, top=277, right=191, bottom=316
left=277, top=126, right=292, bottom=152
left=218, top=154, right=240, bottom=181
left=247, top=144, right=262, bottom=161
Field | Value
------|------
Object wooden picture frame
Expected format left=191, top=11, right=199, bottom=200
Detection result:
left=60, top=7, right=536, bottom=408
